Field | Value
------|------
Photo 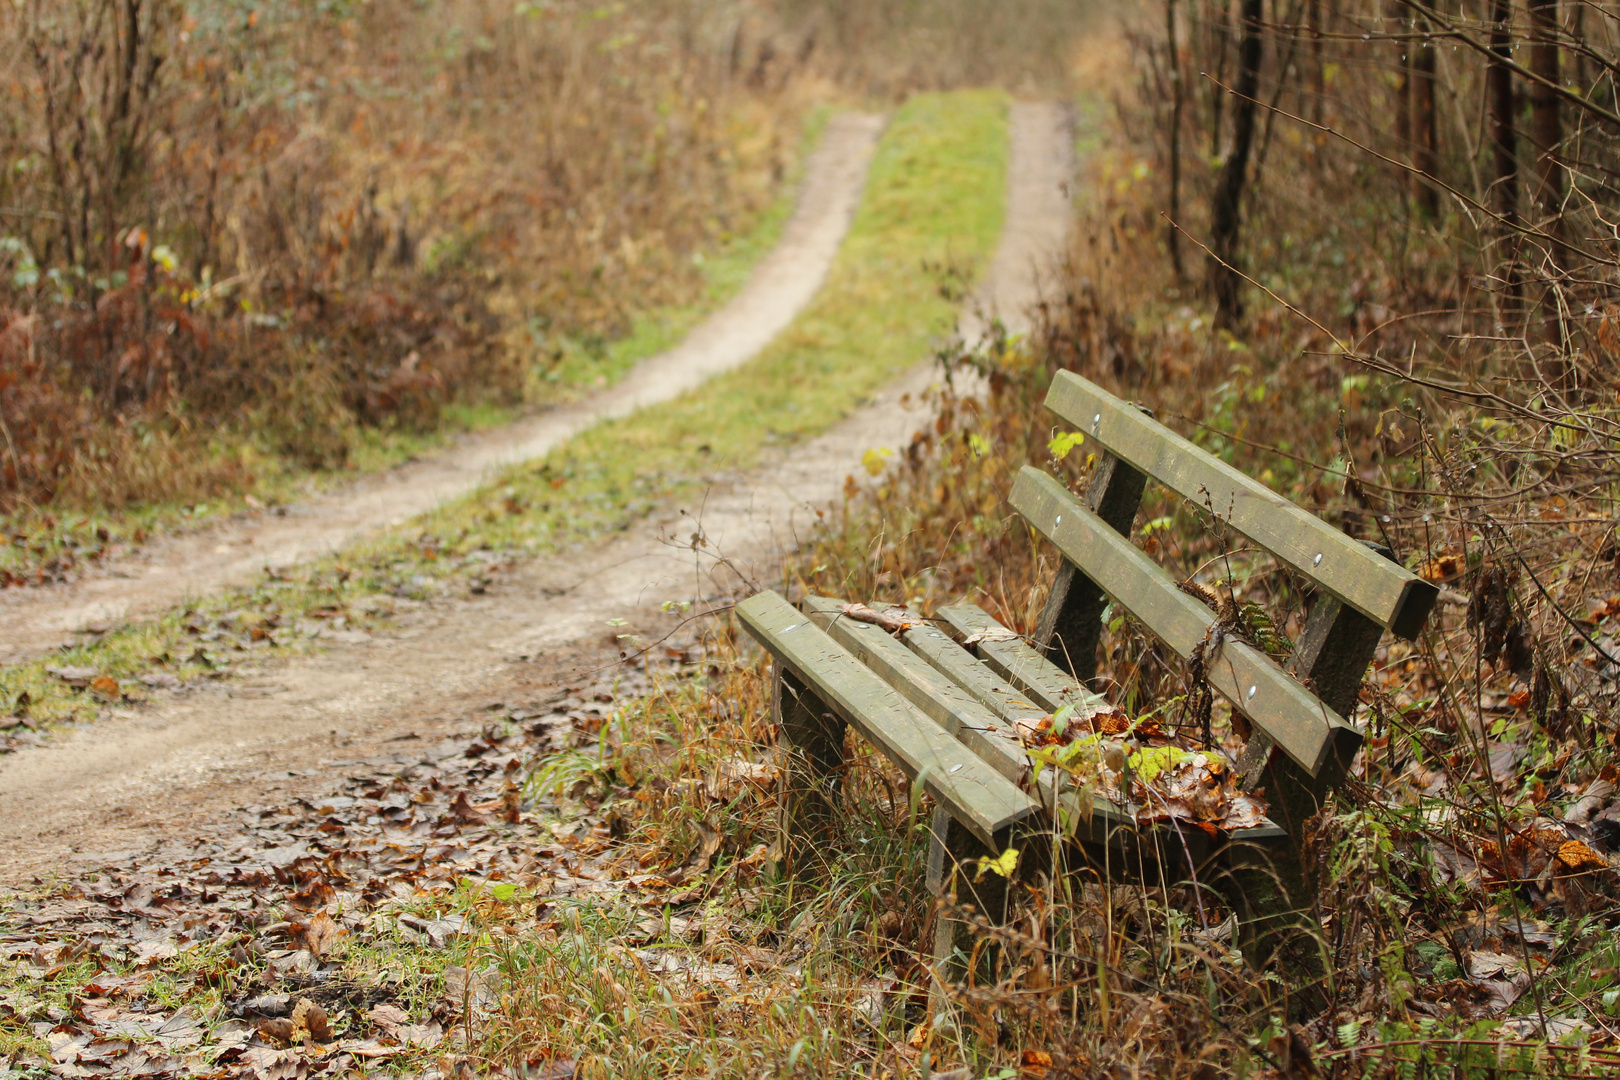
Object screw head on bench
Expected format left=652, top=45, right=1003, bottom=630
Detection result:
left=1313, top=553, right=1323, bottom=566
left=1247, top=685, right=1257, bottom=699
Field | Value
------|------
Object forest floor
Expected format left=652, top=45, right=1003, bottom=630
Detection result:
left=0, top=102, right=1075, bottom=885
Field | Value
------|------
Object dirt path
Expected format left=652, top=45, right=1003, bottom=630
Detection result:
left=0, top=113, right=886, bottom=669
left=0, top=102, right=1074, bottom=883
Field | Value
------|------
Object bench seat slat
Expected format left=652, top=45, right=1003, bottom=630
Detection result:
left=897, top=619, right=1052, bottom=729
left=736, top=591, right=1041, bottom=847
left=1044, top=371, right=1438, bottom=640
left=929, top=603, right=1291, bottom=844
left=799, top=598, right=1037, bottom=794
left=801, top=597, right=1139, bottom=836
left=931, top=603, right=1107, bottom=716
left=1010, top=467, right=1361, bottom=779
left=892, top=617, right=1146, bottom=833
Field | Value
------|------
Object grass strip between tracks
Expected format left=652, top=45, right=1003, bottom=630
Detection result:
left=0, top=89, right=1009, bottom=733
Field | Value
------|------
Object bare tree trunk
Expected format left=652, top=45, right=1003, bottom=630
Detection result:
left=1528, top=0, right=1564, bottom=243
left=1168, top=0, right=1186, bottom=280
left=1209, top=0, right=1263, bottom=328
left=1488, top=0, right=1521, bottom=309
left=1389, top=0, right=1411, bottom=203
left=1210, top=0, right=1232, bottom=158
left=1308, top=0, right=1324, bottom=123
left=1410, top=13, right=1441, bottom=220
left=1527, top=0, right=1568, bottom=363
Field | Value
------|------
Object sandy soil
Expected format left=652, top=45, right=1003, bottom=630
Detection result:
left=0, top=102, right=1074, bottom=884
left=0, top=113, right=886, bottom=669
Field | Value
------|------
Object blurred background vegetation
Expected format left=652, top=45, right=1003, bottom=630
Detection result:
left=0, top=0, right=1102, bottom=514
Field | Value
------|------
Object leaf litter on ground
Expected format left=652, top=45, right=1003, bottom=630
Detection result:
left=0, top=637, right=802, bottom=1078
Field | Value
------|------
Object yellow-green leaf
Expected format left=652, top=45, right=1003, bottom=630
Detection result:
left=976, top=846, right=1019, bottom=880
left=862, top=447, right=894, bottom=476
left=1048, top=430, right=1085, bottom=461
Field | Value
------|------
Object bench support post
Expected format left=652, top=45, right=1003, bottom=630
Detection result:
left=1230, top=579, right=1387, bottom=1014
left=925, top=807, right=1011, bottom=1012
left=774, top=669, right=846, bottom=877
left=1034, top=452, right=1147, bottom=681
left=1240, top=541, right=1400, bottom=834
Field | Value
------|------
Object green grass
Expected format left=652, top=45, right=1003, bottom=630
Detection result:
left=0, top=90, right=1009, bottom=730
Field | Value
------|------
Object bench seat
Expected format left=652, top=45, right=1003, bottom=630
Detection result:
left=736, top=590, right=1290, bottom=883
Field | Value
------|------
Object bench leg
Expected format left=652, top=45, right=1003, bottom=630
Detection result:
left=1222, top=585, right=1387, bottom=1015
left=925, top=806, right=1011, bottom=1015
left=775, top=669, right=846, bottom=877
left=1217, top=827, right=1331, bottom=1018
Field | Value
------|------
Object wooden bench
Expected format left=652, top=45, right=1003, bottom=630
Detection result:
left=735, top=370, right=1439, bottom=986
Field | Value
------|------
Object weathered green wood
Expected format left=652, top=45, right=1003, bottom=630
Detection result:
left=932, top=602, right=1108, bottom=717
left=1009, top=467, right=1362, bottom=779
left=800, top=596, right=1031, bottom=790
left=898, top=619, right=1051, bottom=732
left=1034, top=449, right=1149, bottom=679
left=801, top=597, right=1140, bottom=837
left=927, top=601, right=1292, bottom=845
left=774, top=669, right=845, bottom=875
left=927, top=805, right=1010, bottom=995
left=736, top=591, right=1040, bottom=847
left=1043, top=371, right=1438, bottom=640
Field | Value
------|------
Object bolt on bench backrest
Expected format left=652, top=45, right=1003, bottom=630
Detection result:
left=1014, top=372, right=1440, bottom=795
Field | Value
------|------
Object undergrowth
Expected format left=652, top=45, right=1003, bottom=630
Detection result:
left=0, top=0, right=801, bottom=517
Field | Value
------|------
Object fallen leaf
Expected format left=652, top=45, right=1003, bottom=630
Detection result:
left=1557, top=839, right=1608, bottom=873
left=258, top=1018, right=295, bottom=1047
left=45, top=665, right=99, bottom=687
left=290, top=998, right=331, bottom=1043
left=1500, top=1015, right=1591, bottom=1041
left=839, top=602, right=913, bottom=634
left=1564, top=778, right=1613, bottom=824
left=1021, top=1049, right=1054, bottom=1076
left=962, top=626, right=1021, bottom=646
left=338, top=1037, right=400, bottom=1059
left=399, top=912, right=464, bottom=947
left=688, top=821, right=724, bottom=874
left=290, top=910, right=346, bottom=958
left=447, top=790, right=488, bottom=826
left=130, top=938, right=177, bottom=967
left=1487, top=743, right=1527, bottom=784
left=1466, top=949, right=1526, bottom=980
left=367, top=1004, right=411, bottom=1033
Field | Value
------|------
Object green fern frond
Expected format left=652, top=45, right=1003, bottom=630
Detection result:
left=1239, top=601, right=1293, bottom=660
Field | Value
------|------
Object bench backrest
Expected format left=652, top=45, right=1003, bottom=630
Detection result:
left=1013, top=372, right=1439, bottom=790
left=1044, top=372, right=1437, bottom=639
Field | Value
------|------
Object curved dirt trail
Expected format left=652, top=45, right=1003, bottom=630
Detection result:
left=0, top=113, right=885, bottom=669
left=0, top=102, right=1075, bottom=882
